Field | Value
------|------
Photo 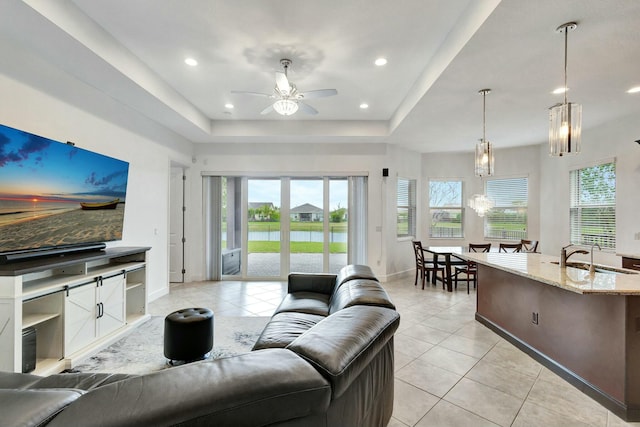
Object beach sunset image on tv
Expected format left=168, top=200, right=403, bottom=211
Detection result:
left=0, top=123, right=129, bottom=253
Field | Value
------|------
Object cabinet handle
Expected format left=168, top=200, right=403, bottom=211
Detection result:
left=96, top=302, right=104, bottom=318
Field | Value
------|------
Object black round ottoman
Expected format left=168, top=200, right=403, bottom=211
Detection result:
left=164, top=308, right=214, bottom=365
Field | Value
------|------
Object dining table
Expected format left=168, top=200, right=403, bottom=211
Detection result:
left=422, top=246, right=469, bottom=292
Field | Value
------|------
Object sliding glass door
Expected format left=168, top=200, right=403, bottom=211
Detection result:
left=246, top=179, right=281, bottom=277
left=205, top=174, right=365, bottom=280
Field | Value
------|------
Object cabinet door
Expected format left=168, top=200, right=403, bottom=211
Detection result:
left=65, top=282, right=97, bottom=356
left=98, top=274, right=125, bottom=338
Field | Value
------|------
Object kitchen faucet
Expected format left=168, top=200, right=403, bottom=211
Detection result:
left=589, top=243, right=602, bottom=275
left=560, top=244, right=589, bottom=268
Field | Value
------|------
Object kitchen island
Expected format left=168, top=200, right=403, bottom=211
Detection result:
left=462, top=252, right=640, bottom=421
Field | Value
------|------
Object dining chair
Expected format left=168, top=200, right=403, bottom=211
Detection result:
left=452, top=243, right=491, bottom=294
left=521, top=239, right=539, bottom=253
left=499, top=242, right=522, bottom=253
left=411, top=240, right=445, bottom=290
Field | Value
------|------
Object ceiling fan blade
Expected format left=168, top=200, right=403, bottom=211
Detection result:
left=260, top=104, right=274, bottom=115
left=231, top=90, right=273, bottom=98
left=275, top=72, right=290, bottom=95
left=298, top=102, right=318, bottom=115
left=298, top=89, right=338, bottom=99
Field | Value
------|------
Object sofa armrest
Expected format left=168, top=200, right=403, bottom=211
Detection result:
left=46, top=349, right=331, bottom=427
left=287, top=305, right=400, bottom=398
left=288, top=273, right=337, bottom=294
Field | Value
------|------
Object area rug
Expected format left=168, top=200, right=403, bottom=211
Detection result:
left=71, top=315, right=269, bottom=375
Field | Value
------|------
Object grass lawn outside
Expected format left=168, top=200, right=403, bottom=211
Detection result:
left=248, top=241, right=347, bottom=253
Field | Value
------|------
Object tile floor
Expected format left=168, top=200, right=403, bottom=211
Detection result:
left=148, top=276, right=640, bottom=427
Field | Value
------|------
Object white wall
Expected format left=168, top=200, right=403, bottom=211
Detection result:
left=381, top=145, right=422, bottom=279
left=0, top=68, right=193, bottom=302
left=421, top=144, right=541, bottom=248
left=540, top=113, right=640, bottom=266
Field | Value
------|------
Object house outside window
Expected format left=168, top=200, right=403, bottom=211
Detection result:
left=485, top=177, right=528, bottom=240
left=429, top=180, right=463, bottom=238
left=570, top=161, right=616, bottom=250
left=397, top=178, right=416, bottom=238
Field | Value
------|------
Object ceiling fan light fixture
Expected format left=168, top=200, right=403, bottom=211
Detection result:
left=549, top=22, right=581, bottom=156
left=273, top=99, right=299, bottom=116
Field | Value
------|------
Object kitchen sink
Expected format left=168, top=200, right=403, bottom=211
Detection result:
left=550, top=261, right=638, bottom=274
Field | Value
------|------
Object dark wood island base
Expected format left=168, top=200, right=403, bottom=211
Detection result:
left=475, top=263, right=640, bottom=422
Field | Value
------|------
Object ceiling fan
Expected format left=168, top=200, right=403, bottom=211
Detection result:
left=232, top=59, right=338, bottom=116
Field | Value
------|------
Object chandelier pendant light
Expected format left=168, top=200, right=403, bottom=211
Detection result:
left=468, top=191, right=495, bottom=218
left=549, top=22, right=582, bottom=156
left=475, top=89, right=494, bottom=176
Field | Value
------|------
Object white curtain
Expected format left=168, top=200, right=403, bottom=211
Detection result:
left=348, top=176, right=368, bottom=265
left=203, top=176, right=222, bottom=280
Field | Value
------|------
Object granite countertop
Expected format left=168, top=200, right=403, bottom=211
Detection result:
left=460, top=252, right=640, bottom=295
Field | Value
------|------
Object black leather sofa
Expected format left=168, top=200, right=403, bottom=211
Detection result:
left=0, top=265, right=399, bottom=427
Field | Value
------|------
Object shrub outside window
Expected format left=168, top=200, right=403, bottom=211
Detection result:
left=429, top=180, right=463, bottom=238
left=570, top=162, right=616, bottom=250
left=397, top=178, right=416, bottom=238
left=485, top=177, right=528, bottom=240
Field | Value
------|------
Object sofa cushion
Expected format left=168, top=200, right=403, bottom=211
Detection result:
left=253, top=312, right=326, bottom=350
left=0, top=389, right=84, bottom=427
left=335, top=264, right=378, bottom=288
left=46, top=349, right=331, bottom=427
left=274, top=291, right=331, bottom=316
left=287, top=305, right=400, bottom=399
left=328, top=278, right=395, bottom=314
left=288, top=273, right=337, bottom=294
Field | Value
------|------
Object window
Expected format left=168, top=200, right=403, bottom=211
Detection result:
left=485, top=177, right=528, bottom=240
left=397, top=178, right=416, bottom=238
left=570, top=162, right=616, bottom=250
left=429, top=180, right=463, bottom=238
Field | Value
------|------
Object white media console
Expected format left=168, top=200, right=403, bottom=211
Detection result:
left=0, top=247, right=150, bottom=375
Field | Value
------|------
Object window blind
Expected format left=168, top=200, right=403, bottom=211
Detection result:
left=485, top=177, right=528, bottom=240
left=397, top=178, right=416, bottom=237
left=570, top=162, right=616, bottom=249
left=429, top=180, right=463, bottom=238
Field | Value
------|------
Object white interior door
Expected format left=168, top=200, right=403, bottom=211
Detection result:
left=169, top=167, right=184, bottom=283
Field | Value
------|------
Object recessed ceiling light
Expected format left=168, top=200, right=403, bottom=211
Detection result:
left=552, top=87, right=568, bottom=94
left=627, top=86, right=640, bottom=94
left=374, top=58, right=387, bottom=66
left=184, top=58, right=198, bottom=66
left=360, top=103, right=369, bottom=109
left=224, top=103, right=234, bottom=109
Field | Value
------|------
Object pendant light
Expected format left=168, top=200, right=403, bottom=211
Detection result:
left=469, top=89, right=495, bottom=217
left=468, top=192, right=494, bottom=217
left=549, top=22, right=582, bottom=156
left=475, top=89, right=494, bottom=177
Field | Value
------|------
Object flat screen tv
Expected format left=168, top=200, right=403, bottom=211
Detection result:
left=0, top=123, right=129, bottom=262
